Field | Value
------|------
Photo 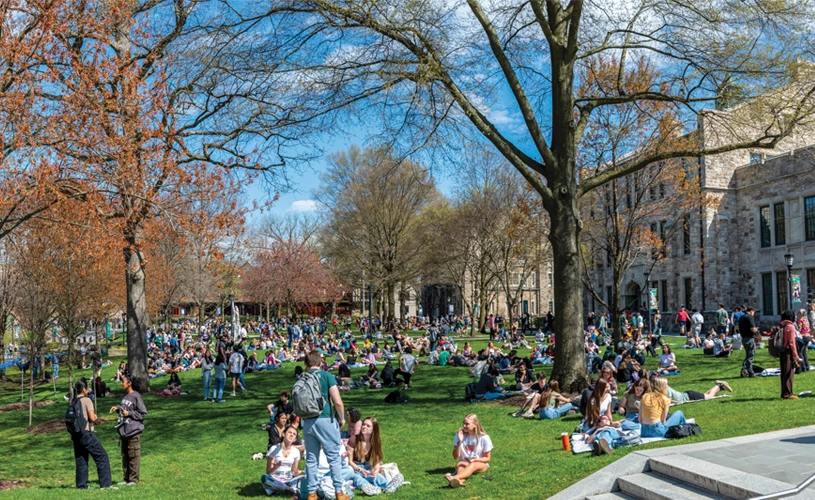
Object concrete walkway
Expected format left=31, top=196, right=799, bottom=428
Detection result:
left=550, top=425, right=815, bottom=499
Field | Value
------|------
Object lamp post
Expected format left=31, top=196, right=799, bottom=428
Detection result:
left=785, top=252, right=794, bottom=311
left=229, top=292, right=236, bottom=340
left=644, top=271, right=651, bottom=335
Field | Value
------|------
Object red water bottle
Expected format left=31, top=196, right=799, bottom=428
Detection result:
left=561, top=432, right=571, bottom=451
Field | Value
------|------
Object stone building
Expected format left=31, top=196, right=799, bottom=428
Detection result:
left=585, top=97, right=815, bottom=330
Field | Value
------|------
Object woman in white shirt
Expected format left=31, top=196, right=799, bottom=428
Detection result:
left=657, top=344, right=678, bottom=375
left=447, top=413, right=492, bottom=488
left=260, top=426, right=302, bottom=495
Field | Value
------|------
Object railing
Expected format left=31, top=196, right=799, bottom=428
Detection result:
left=750, top=472, right=815, bottom=500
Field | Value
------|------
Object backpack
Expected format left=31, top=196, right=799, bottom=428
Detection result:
left=65, top=397, right=87, bottom=435
left=291, top=371, right=326, bottom=419
left=384, top=390, right=408, bottom=404
left=665, top=423, right=702, bottom=439
left=767, top=329, right=785, bottom=358
left=464, top=382, right=480, bottom=402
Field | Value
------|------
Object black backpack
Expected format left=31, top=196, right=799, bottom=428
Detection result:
left=464, top=382, right=480, bottom=402
left=384, top=390, right=408, bottom=404
left=65, top=397, right=87, bottom=435
left=665, top=423, right=701, bottom=439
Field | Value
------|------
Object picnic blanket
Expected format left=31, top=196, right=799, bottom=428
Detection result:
left=570, top=432, right=666, bottom=454
left=570, top=417, right=696, bottom=454
left=762, top=366, right=815, bottom=376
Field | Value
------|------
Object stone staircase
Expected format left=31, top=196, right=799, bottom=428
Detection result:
left=550, top=425, right=815, bottom=500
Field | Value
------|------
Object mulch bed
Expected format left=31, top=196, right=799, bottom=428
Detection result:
left=0, top=400, right=54, bottom=413
left=0, top=480, right=24, bottom=491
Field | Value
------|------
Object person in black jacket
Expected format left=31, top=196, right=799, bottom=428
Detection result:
left=109, top=374, right=147, bottom=485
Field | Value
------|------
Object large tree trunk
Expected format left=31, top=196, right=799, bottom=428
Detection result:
left=124, top=224, right=149, bottom=390
left=386, top=281, right=395, bottom=321
left=548, top=198, right=590, bottom=393
left=399, top=282, right=406, bottom=321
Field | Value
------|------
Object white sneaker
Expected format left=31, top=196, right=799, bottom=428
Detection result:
left=512, top=409, right=525, bottom=417
left=384, top=473, right=404, bottom=493
left=231, top=392, right=236, bottom=396
left=360, top=482, right=382, bottom=496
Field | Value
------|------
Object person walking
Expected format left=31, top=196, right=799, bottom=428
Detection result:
left=780, top=310, right=801, bottom=399
left=213, top=354, right=227, bottom=402
left=229, top=347, right=245, bottom=396
left=69, top=380, right=113, bottom=489
left=109, top=374, right=147, bottom=485
left=739, top=306, right=759, bottom=377
left=298, top=351, right=349, bottom=500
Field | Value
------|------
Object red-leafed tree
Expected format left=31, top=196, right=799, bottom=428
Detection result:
left=243, top=241, right=344, bottom=318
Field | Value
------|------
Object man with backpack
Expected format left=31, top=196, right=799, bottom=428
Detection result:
left=294, top=351, right=348, bottom=500
left=109, top=373, right=147, bottom=485
left=67, top=379, right=113, bottom=489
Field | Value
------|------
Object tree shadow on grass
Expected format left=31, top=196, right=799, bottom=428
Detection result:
left=236, top=482, right=267, bottom=497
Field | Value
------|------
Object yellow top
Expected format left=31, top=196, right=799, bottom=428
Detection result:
left=640, top=392, right=669, bottom=422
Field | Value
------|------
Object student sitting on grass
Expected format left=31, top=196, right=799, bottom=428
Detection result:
left=531, top=381, right=574, bottom=419
left=446, top=414, right=492, bottom=489
left=261, top=425, right=302, bottom=495
left=511, top=372, right=548, bottom=417
left=581, top=378, right=618, bottom=433
left=476, top=368, right=504, bottom=400
left=347, top=417, right=404, bottom=495
left=639, top=376, right=685, bottom=438
left=656, top=344, right=678, bottom=375
left=618, top=374, right=649, bottom=421
left=713, top=333, right=733, bottom=358
left=586, top=414, right=627, bottom=456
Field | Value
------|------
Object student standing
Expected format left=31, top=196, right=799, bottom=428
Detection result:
left=780, top=310, right=801, bottom=399
left=739, top=306, right=759, bottom=377
left=69, top=380, right=112, bottom=489
left=110, top=374, right=147, bottom=485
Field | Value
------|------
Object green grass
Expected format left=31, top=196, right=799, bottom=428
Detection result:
left=0, top=338, right=813, bottom=499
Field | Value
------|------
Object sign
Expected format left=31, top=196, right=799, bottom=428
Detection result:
left=105, top=322, right=111, bottom=339
left=649, top=288, right=659, bottom=311
left=793, top=274, right=802, bottom=307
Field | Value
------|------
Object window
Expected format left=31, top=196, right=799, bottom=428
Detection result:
left=548, top=300, right=554, bottom=314
left=660, top=280, right=668, bottom=311
left=808, top=269, right=815, bottom=304
left=649, top=187, right=655, bottom=201
left=774, top=202, right=785, bottom=246
left=625, top=179, right=632, bottom=209
left=659, top=183, right=665, bottom=198
left=684, top=277, right=692, bottom=309
left=606, top=286, right=613, bottom=309
left=762, top=273, right=774, bottom=316
left=547, top=271, right=553, bottom=288
left=683, top=216, right=691, bottom=255
left=759, top=205, right=771, bottom=248
left=805, top=196, right=815, bottom=241
left=750, top=153, right=762, bottom=164
left=777, top=271, right=789, bottom=315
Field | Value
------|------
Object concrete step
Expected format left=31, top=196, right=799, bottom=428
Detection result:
left=646, top=454, right=815, bottom=499
left=584, top=492, right=639, bottom=500
left=618, top=472, right=721, bottom=500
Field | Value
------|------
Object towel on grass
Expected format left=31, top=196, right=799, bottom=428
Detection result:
left=570, top=418, right=696, bottom=454
left=671, top=394, right=730, bottom=406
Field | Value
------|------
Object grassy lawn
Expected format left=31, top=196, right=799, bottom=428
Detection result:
left=0, top=337, right=813, bottom=499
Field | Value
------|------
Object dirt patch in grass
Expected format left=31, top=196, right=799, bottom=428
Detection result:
left=0, top=480, right=24, bottom=491
left=24, top=416, right=110, bottom=435
left=0, top=400, right=54, bottom=413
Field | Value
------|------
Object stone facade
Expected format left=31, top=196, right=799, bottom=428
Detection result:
left=585, top=107, right=815, bottom=330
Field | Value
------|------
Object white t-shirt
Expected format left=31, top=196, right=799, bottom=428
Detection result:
left=229, top=353, right=244, bottom=373
left=453, top=433, right=493, bottom=464
left=266, top=444, right=301, bottom=475
left=599, top=393, right=612, bottom=416
left=659, top=353, right=675, bottom=368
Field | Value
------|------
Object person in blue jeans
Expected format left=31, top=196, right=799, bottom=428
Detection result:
left=347, top=417, right=403, bottom=495
left=586, top=415, right=628, bottom=455
left=639, top=376, right=685, bottom=438
left=475, top=368, right=504, bottom=401
left=212, top=354, right=227, bottom=403
left=301, top=351, right=349, bottom=500
left=536, top=381, right=575, bottom=419
left=201, top=350, right=214, bottom=401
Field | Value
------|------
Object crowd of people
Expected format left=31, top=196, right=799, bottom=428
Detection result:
left=47, top=300, right=815, bottom=494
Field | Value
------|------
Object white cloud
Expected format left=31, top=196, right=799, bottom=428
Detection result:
left=288, top=199, right=318, bottom=212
